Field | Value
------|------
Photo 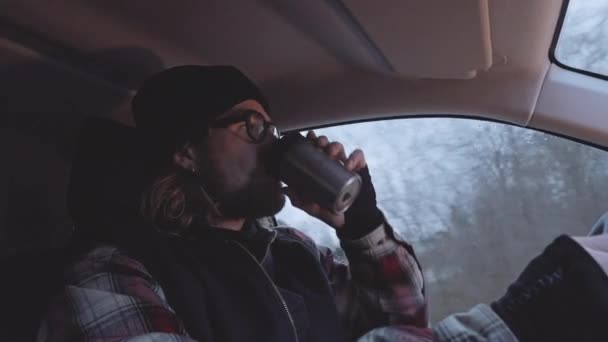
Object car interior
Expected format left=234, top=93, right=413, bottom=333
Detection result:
left=2, top=0, right=608, bottom=339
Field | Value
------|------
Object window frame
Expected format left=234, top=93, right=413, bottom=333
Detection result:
left=284, top=114, right=608, bottom=154
left=549, top=0, right=608, bottom=82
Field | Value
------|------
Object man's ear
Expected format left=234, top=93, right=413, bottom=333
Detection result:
left=173, top=144, right=198, bottom=172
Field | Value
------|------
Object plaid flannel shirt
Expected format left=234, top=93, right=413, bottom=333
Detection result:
left=359, top=304, right=516, bottom=342
left=38, top=220, right=433, bottom=341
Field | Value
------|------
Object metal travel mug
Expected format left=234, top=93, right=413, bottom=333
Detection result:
left=271, top=133, right=362, bottom=213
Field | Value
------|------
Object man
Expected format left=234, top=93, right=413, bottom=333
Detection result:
left=38, top=65, right=433, bottom=341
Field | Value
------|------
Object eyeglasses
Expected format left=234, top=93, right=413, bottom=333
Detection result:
left=211, top=110, right=280, bottom=143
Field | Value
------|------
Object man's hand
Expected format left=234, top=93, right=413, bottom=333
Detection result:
left=283, top=130, right=369, bottom=230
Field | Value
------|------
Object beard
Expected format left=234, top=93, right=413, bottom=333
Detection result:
left=205, top=162, right=286, bottom=220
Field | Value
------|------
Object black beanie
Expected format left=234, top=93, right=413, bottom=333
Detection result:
left=132, top=65, right=269, bottom=162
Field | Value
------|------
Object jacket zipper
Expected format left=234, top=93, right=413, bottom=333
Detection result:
left=232, top=240, right=299, bottom=342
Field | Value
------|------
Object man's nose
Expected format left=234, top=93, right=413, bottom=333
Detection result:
left=263, top=132, right=279, bottom=145
left=258, top=134, right=278, bottom=158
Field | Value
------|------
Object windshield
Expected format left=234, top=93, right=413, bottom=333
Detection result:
left=554, top=0, right=608, bottom=77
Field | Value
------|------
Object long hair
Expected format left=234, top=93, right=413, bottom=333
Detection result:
left=140, top=167, right=210, bottom=235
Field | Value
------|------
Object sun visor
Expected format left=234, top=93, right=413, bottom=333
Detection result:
left=343, top=0, right=493, bottom=79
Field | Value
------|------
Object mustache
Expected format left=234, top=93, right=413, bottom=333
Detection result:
left=252, top=154, right=280, bottom=181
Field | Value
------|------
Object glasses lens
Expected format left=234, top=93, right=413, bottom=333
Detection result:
left=247, top=112, right=266, bottom=141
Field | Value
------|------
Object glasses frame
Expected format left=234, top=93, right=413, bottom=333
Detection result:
left=211, top=110, right=280, bottom=143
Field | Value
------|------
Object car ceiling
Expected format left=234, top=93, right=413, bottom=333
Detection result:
left=0, top=0, right=565, bottom=128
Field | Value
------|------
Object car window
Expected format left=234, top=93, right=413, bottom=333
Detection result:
left=276, top=118, right=608, bottom=321
left=554, top=0, right=608, bottom=77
